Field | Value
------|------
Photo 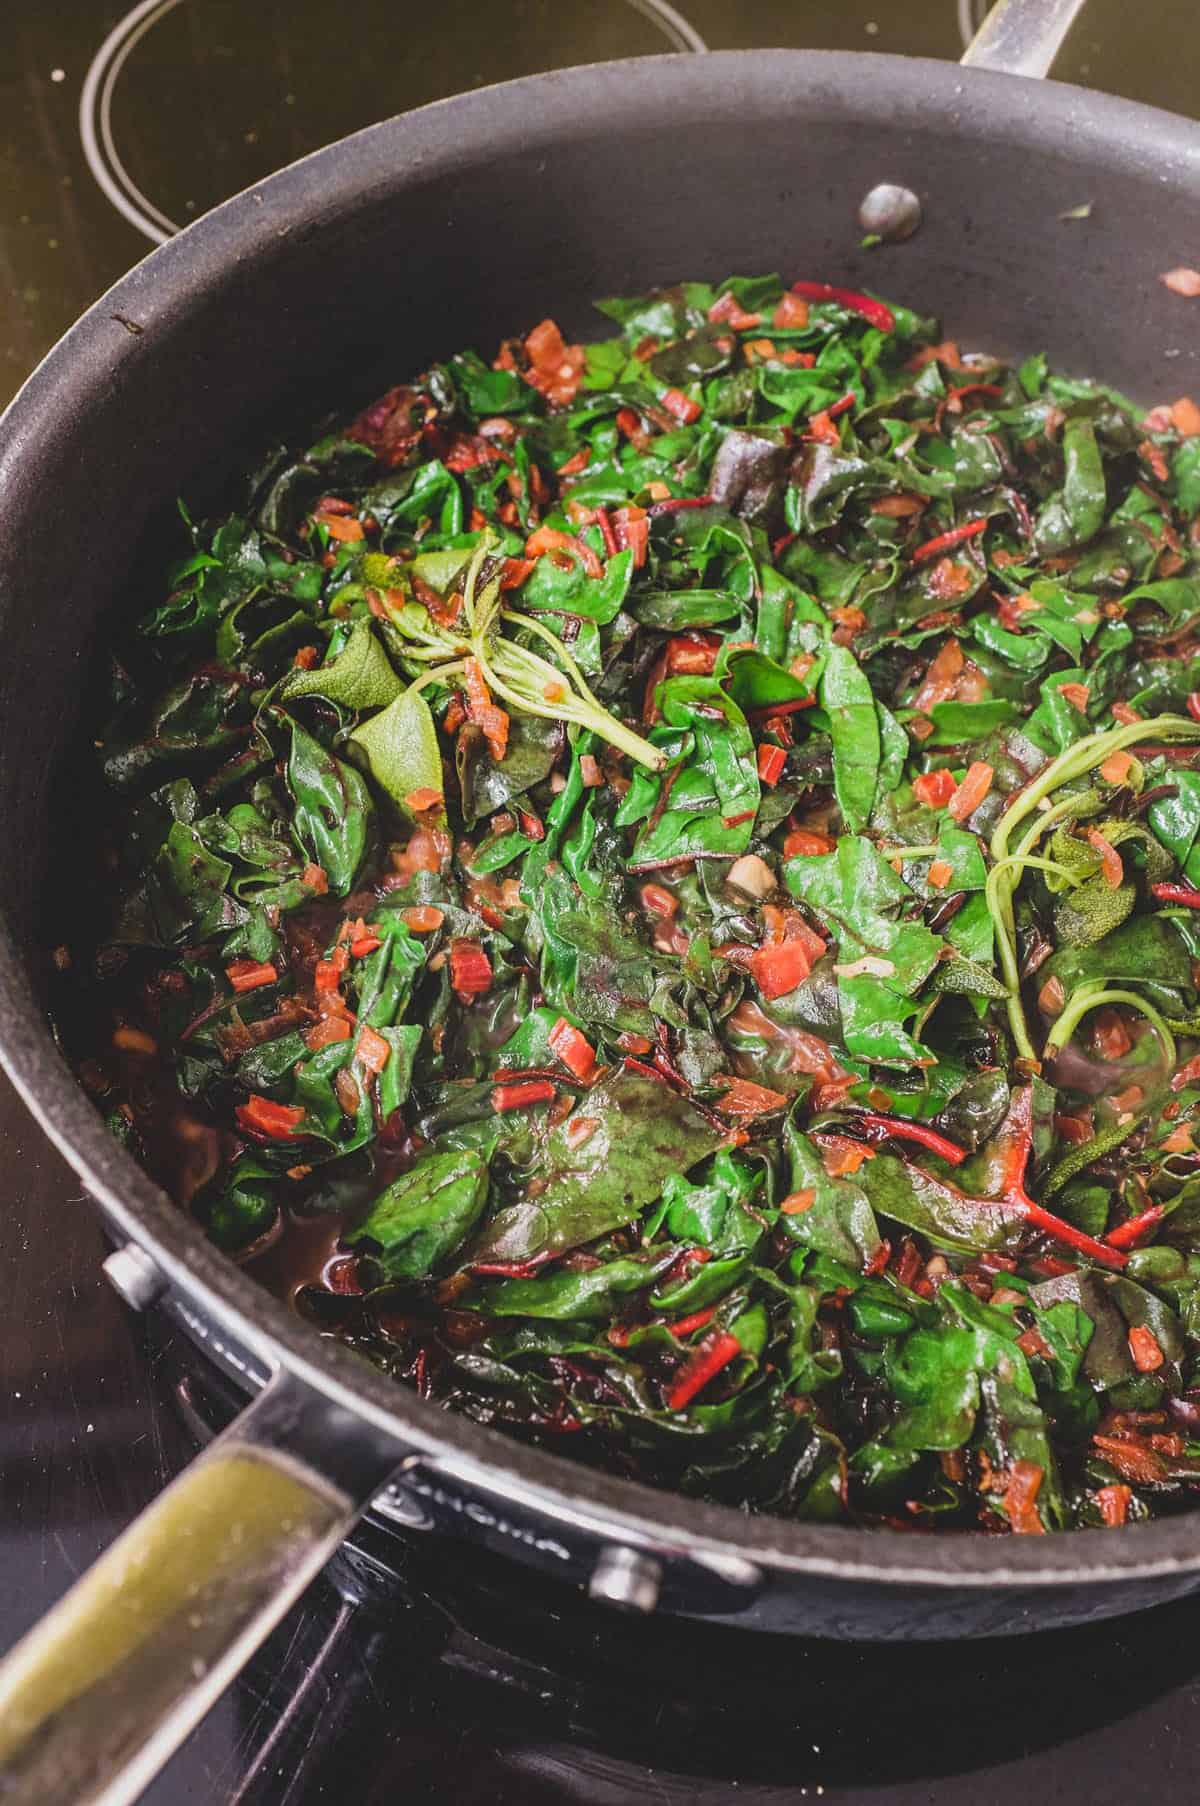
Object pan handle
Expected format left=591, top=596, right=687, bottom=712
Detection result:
left=0, top=1368, right=403, bottom=1806
left=960, top=0, right=1089, bottom=79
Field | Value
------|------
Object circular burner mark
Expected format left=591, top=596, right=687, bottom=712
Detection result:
left=80, top=0, right=186, bottom=244
left=957, top=0, right=993, bottom=49
left=625, top=0, right=707, bottom=52
left=80, top=0, right=708, bottom=246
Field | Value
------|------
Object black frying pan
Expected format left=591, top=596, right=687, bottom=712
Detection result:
left=3, top=2, right=1200, bottom=1799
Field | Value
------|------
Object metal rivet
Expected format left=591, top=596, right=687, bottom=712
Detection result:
left=857, top=183, right=922, bottom=242
left=588, top=1546, right=662, bottom=1613
left=102, top=1242, right=166, bottom=1312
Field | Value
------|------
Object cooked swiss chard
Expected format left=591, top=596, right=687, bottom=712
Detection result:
left=65, top=274, right=1200, bottom=1535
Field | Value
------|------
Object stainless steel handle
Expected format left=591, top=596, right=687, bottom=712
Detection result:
left=0, top=1370, right=403, bottom=1805
left=960, top=0, right=1090, bottom=78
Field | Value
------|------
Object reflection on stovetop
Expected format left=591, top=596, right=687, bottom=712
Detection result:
left=160, top=1331, right=1200, bottom=1806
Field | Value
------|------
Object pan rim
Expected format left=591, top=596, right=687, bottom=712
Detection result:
left=5, top=46, right=1200, bottom=1592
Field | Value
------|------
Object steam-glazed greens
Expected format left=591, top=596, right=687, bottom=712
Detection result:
left=70, top=274, right=1200, bottom=1534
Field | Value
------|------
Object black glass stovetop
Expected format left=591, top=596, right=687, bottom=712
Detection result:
left=5, top=4, right=1200, bottom=1802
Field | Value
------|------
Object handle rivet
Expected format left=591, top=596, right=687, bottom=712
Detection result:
left=102, top=1242, right=166, bottom=1311
left=857, top=183, right=922, bottom=242
left=588, top=1546, right=662, bottom=1612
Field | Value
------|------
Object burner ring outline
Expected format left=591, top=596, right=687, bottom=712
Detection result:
left=80, top=0, right=708, bottom=245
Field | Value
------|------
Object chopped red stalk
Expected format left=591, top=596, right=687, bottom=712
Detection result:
left=314, top=956, right=345, bottom=993
left=893, top=1240, right=924, bottom=1290
left=611, top=505, right=649, bottom=567
left=1151, top=882, right=1200, bottom=908
left=1026, top=1254, right=1077, bottom=1279
left=324, top=1255, right=363, bottom=1296
left=990, top=1083, right=1127, bottom=1271
left=715, top=1077, right=789, bottom=1119
left=745, top=696, right=816, bottom=722
left=891, top=1086, right=1127, bottom=1270
left=306, top=1017, right=352, bottom=1052
left=780, top=1188, right=816, bottom=1216
left=1001, top=1459, right=1046, bottom=1535
left=854, top=1114, right=967, bottom=1166
left=1092, top=1434, right=1166, bottom=1486
left=708, top=292, right=763, bottom=330
left=757, top=743, right=787, bottom=786
left=615, top=407, right=650, bottom=449
left=911, top=518, right=989, bottom=563
left=748, top=939, right=813, bottom=1000
left=669, top=1306, right=718, bottom=1338
left=1187, top=692, right=1200, bottom=723
left=665, top=1329, right=743, bottom=1412
left=501, top=557, right=536, bottom=590
left=640, top=882, right=678, bottom=918
left=225, top=959, right=278, bottom=993
left=449, top=938, right=493, bottom=996
left=666, top=631, right=722, bottom=676
left=1015, top=1205, right=1126, bottom=1273
left=350, top=932, right=383, bottom=958
left=826, top=389, right=857, bottom=419
left=813, top=1136, right=873, bottom=1177
left=1086, top=827, right=1124, bottom=888
left=492, top=1079, right=556, bottom=1113
left=1096, top=1484, right=1132, bottom=1528
left=525, top=525, right=604, bottom=578
left=522, top=318, right=585, bottom=405
left=789, top=281, right=895, bottom=332
left=646, top=494, right=716, bottom=516
left=912, top=769, right=956, bottom=808
left=235, top=1095, right=307, bottom=1140
left=1105, top=1205, right=1165, bottom=1250
left=593, top=507, right=619, bottom=559
left=948, top=760, right=994, bottom=824
left=356, top=1025, right=391, bottom=1073
left=469, top=1251, right=557, bottom=1279
left=463, top=656, right=510, bottom=761
left=863, top=1240, right=893, bottom=1278
left=404, top=787, right=443, bottom=813
left=661, top=387, right=702, bottom=425
left=948, top=382, right=1005, bottom=406
left=316, top=512, right=365, bottom=543
left=1129, top=1325, right=1166, bottom=1373
left=548, top=1017, right=597, bottom=1081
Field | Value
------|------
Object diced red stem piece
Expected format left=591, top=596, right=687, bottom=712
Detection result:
left=1105, top=1205, right=1165, bottom=1250
left=665, top=1329, right=742, bottom=1411
left=1151, top=883, right=1200, bottom=908
left=789, top=281, right=895, bottom=332
left=492, top=1080, right=556, bottom=1112
left=854, top=1115, right=966, bottom=1166
left=911, top=518, right=989, bottom=563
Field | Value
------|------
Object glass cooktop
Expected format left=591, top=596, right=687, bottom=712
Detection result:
left=2, top=3, right=1200, bottom=1803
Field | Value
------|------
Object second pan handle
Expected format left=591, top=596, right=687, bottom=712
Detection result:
left=960, top=0, right=1090, bottom=78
